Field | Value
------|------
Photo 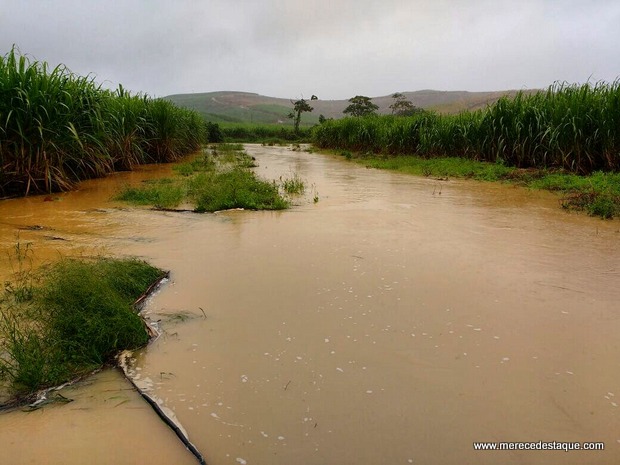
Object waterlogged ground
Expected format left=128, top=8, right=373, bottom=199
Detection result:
left=1, top=145, right=619, bottom=465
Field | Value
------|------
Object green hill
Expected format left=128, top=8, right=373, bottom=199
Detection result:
left=165, top=89, right=538, bottom=125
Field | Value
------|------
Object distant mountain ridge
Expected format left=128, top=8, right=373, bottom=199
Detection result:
left=165, top=89, right=536, bottom=125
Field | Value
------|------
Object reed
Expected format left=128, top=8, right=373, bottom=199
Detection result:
left=0, top=48, right=204, bottom=196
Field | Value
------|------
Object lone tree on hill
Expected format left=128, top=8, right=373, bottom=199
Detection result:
left=288, top=98, right=314, bottom=134
left=343, top=95, right=379, bottom=117
left=389, top=92, right=423, bottom=116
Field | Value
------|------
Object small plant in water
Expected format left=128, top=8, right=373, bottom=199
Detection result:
left=281, top=172, right=306, bottom=195
left=311, top=183, right=320, bottom=203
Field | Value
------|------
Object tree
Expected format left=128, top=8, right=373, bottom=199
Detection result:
left=343, top=95, right=379, bottom=117
left=205, top=121, right=223, bottom=142
left=389, top=92, right=423, bottom=116
left=288, top=98, right=313, bottom=133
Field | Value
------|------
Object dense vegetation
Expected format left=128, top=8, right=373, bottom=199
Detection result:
left=0, top=48, right=204, bottom=196
left=219, top=123, right=311, bottom=143
left=116, top=143, right=289, bottom=212
left=0, top=252, right=164, bottom=396
left=314, top=82, right=620, bottom=175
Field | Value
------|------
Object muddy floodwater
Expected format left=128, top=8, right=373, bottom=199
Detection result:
left=1, top=144, right=619, bottom=465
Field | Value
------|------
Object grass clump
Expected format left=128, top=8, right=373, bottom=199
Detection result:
left=281, top=172, right=306, bottom=195
left=213, top=143, right=257, bottom=167
left=116, top=144, right=288, bottom=212
left=0, top=256, right=164, bottom=395
left=189, top=170, right=288, bottom=212
left=536, top=171, right=620, bottom=218
left=116, top=179, right=186, bottom=209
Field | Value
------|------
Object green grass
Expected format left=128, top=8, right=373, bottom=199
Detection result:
left=220, top=123, right=312, bottom=143
left=281, top=172, right=306, bottom=195
left=361, top=155, right=514, bottom=181
left=346, top=151, right=620, bottom=218
left=530, top=171, right=620, bottom=218
left=115, top=179, right=186, bottom=209
left=0, top=256, right=164, bottom=395
left=116, top=144, right=288, bottom=212
left=189, top=170, right=288, bottom=212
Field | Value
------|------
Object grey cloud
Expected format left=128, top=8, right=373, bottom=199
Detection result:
left=1, top=0, right=618, bottom=99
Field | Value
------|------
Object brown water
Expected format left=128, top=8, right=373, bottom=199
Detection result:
left=0, top=370, right=197, bottom=465
left=0, top=145, right=619, bottom=465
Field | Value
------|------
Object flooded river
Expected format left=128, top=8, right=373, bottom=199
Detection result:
left=0, top=145, right=619, bottom=465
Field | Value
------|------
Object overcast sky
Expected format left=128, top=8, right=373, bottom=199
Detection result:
left=1, top=0, right=619, bottom=99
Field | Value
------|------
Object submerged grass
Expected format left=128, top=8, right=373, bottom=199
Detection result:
left=0, top=255, right=164, bottom=395
left=116, top=143, right=288, bottom=212
left=349, top=152, right=620, bottom=218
